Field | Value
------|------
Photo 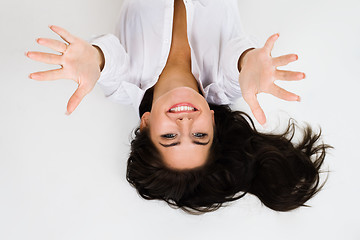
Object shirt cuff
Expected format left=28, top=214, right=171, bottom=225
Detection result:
left=219, top=36, right=259, bottom=101
left=223, top=37, right=259, bottom=81
left=87, top=33, right=128, bottom=86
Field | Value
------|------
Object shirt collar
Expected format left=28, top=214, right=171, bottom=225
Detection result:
left=185, top=0, right=209, bottom=7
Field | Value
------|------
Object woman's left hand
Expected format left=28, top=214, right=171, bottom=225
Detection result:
left=238, top=33, right=305, bottom=126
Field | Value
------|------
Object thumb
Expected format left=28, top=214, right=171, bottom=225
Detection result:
left=66, top=86, right=88, bottom=115
left=244, top=94, right=267, bottom=126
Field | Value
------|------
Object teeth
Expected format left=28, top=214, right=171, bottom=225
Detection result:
left=169, top=106, right=196, bottom=112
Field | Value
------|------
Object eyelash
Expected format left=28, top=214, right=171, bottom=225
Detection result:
left=161, top=133, right=207, bottom=139
left=161, top=134, right=177, bottom=139
left=193, top=133, right=208, bottom=138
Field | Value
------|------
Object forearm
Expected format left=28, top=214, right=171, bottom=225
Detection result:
left=237, top=48, right=255, bottom=72
left=92, top=45, right=105, bottom=72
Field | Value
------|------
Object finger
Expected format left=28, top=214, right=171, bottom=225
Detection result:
left=49, top=25, right=76, bottom=44
left=269, top=84, right=300, bottom=101
left=272, top=54, right=298, bottom=67
left=275, top=70, right=306, bottom=81
left=29, top=68, right=65, bottom=81
left=36, top=38, right=68, bottom=53
left=264, top=33, right=279, bottom=54
left=66, top=86, right=88, bottom=114
left=243, top=94, right=267, bottom=126
left=26, top=51, right=62, bottom=65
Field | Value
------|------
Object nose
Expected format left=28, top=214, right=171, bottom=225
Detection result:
left=168, top=111, right=199, bottom=121
left=177, top=114, right=192, bottom=120
left=175, top=116, right=193, bottom=132
left=176, top=115, right=192, bottom=123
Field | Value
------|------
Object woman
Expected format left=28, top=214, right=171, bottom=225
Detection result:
left=26, top=0, right=331, bottom=214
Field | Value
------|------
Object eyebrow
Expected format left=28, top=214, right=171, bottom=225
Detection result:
left=159, top=140, right=210, bottom=148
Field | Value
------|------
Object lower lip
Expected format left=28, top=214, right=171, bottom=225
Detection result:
left=168, top=102, right=198, bottom=112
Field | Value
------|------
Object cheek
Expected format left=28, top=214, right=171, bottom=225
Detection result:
left=202, top=113, right=215, bottom=126
left=149, top=114, right=174, bottom=135
left=194, top=117, right=214, bottom=135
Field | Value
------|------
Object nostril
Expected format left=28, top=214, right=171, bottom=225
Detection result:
left=177, top=117, right=192, bottom=121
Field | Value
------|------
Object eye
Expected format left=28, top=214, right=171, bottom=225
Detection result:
left=192, top=133, right=208, bottom=138
left=161, top=133, right=177, bottom=139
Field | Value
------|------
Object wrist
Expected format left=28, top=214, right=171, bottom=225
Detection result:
left=92, top=45, right=105, bottom=72
left=238, top=48, right=255, bottom=72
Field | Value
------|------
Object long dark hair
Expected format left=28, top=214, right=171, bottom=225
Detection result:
left=127, top=88, right=332, bottom=214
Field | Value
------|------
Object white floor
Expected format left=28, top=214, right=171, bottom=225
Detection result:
left=1, top=0, right=359, bottom=239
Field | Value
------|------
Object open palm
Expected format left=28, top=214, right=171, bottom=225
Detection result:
left=26, top=25, right=102, bottom=115
left=239, top=33, right=305, bottom=126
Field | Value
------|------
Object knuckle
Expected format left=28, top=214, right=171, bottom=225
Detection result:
left=62, top=54, right=73, bottom=65
left=280, top=71, right=286, bottom=78
left=274, top=86, right=283, bottom=96
left=48, top=54, right=55, bottom=61
left=281, top=56, right=289, bottom=64
left=65, top=63, right=76, bottom=75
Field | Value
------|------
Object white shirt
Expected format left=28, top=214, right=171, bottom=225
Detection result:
left=89, top=0, right=259, bottom=115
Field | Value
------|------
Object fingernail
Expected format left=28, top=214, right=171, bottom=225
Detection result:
left=261, top=122, right=268, bottom=129
left=48, top=25, right=52, bottom=28
left=24, top=51, right=28, bottom=57
left=28, top=74, right=32, bottom=79
left=297, top=96, right=301, bottom=102
left=303, top=73, right=306, bottom=78
left=65, top=111, right=70, bottom=116
left=295, top=55, right=298, bottom=60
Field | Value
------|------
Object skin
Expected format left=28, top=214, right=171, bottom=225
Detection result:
left=140, top=0, right=215, bottom=170
left=140, top=87, right=215, bottom=170
left=26, top=0, right=306, bottom=170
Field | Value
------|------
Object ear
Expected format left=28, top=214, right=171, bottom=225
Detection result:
left=211, top=110, right=215, bottom=126
left=140, top=112, right=151, bottom=132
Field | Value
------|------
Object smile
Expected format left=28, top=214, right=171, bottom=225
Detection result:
left=168, top=103, right=198, bottom=113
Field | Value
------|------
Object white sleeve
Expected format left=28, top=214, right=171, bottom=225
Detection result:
left=87, top=33, right=133, bottom=105
left=219, top=1, right=260, bottom=101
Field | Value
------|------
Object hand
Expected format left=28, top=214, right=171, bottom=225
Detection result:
left=26, top=25, right=104, bottom=115
left=238, top=33, right=305, bottom=126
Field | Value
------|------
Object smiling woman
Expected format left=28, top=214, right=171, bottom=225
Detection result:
left=26, top=0, right=332, bottom=214
left=140, top=87, right=215, bottom=169
left=128, top=95, right=331, bottom=214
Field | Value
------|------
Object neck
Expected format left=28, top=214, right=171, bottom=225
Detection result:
left=153, top=59, right=199, bottom=104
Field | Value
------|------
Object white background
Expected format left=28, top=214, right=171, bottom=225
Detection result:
left=1, top=0, right=359, bottom=239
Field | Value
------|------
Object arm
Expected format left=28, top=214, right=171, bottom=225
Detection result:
left=238, top=47, right=255, bottom=72
left=27, top=25, right=132, bottom=115
left=88, top=34, right=132, bottom=104
left=93, top=45, right=105, bottom=72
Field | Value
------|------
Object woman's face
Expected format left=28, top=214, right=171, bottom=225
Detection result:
left=141, top=87, right=215, bottom=170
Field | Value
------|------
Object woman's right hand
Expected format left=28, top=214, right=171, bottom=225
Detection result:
left=26, top=25, right=104, bottom=115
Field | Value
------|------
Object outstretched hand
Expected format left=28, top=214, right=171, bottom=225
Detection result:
left=26, top=25, right=104, bottom=115
left=238, top=33, right=305, bottom=126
